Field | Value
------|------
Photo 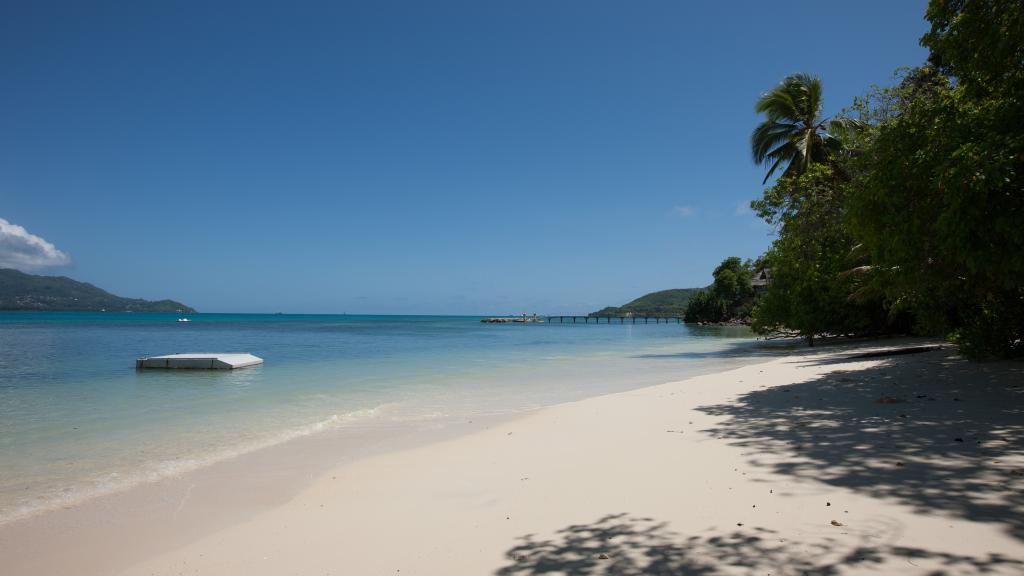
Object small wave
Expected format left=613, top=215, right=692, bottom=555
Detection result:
left=0, top=405, right=389, bottom=526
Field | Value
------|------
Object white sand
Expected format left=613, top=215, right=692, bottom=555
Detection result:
left=7, top=341, right=1024, bottom=575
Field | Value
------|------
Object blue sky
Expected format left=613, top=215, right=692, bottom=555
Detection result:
left=1, top=1, right=929, bottom=314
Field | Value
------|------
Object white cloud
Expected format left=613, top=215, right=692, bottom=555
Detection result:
left=734, top=201, right=753, bottom=217
left=672, top=205, right=696, bottom=218
left=0, top=218, right=71, bottom=271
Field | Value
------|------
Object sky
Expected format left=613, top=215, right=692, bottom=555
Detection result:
left=1, top=1, right=930, bottom=314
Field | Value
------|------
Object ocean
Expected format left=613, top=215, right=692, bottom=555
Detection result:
left=0, top=311, right=768, bottom=524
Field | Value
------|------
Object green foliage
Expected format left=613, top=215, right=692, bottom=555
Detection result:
left=749, top=166, right=888, bottom=344
left=591, top=288, right=702, bottom=317
left=751, top=73, right=863, bottom=184
left=682, top=289, right=726, bottom=323
left=0, top=268, right=195, bottom=313
left=743, top=2, right=1023, bottom=357
left=844, top=0, right=1024, bottom=357
left=683, top=256, right=756, bottom=323
left=922, top=0, right=1024, bottom=100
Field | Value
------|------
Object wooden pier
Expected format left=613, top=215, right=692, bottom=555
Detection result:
left=545, top=315, right=683, bottom=324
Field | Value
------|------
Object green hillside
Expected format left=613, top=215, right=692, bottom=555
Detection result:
left=590, top=288, right=703, bottom=317
left=0, top=268, right=195, bottom=312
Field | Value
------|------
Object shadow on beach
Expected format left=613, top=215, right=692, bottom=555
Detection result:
left=631, top=339, right=802, bottom=361
left=495, top=512, right=1021, bottom=575
left=696, top=349, right=1024, bottom=540
left=497, top=349, right=1024, bottom=575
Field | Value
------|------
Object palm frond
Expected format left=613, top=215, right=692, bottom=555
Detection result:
left=751, top=73, right=838, bottom=182
left=750, top=121, right=799, bottom=163
left=825, top=117, right=866, bottom=146
left=755, top=87, right=799, bottom=121
left=762, top=154, right=788, bottom=185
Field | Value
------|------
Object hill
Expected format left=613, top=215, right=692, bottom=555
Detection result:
left=0, top=268, right=195, bottom=313
left=590, top=288, right=703, bottom=317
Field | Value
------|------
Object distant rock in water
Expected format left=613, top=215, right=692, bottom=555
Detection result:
left=0, top=268, right=195, bottom=312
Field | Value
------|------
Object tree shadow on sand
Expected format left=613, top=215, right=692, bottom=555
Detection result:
left=632, top=339, right=800, bottom=361
left=495, top=513, right=1021, bottom=575
left=696, top=349, right=1024, bottom=541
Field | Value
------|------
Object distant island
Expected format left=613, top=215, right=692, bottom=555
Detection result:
left=590, top=288, right=703, bottom=317
left=0, top=268, right=195, bottom=313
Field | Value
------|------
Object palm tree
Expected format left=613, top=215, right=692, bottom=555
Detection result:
left=751, top=73, right=860, bottom=184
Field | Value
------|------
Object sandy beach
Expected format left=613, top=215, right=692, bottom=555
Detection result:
left=4, top=339, right=1023, bottom=575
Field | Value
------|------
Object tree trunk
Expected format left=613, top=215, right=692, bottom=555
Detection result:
left=807, top=333, right=815, bottom=347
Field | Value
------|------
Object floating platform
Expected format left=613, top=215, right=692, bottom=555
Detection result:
left=136, top=353, right=264, bottom=370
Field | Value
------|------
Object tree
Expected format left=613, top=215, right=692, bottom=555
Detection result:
left=750, top=166, right=879, bottom=345
left=683, top=289, right=727, bottom=323
left=751, top=73, right=862, bottom=184
left=711, top=257, right=754, bottom=314
left=847, top=0, right=1024, bottom=357
left=683, top=257, right=755, bottom=323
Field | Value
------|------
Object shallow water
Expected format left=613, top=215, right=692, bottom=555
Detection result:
left=0, top=312, right=767, bottom=523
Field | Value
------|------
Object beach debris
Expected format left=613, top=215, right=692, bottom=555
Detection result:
left=826, top=502, right=831, bottom=506
left=736, top=522, right=744, bottom=526
left=597, top=553, right=610, bottom=560
left=830, top=520, right=844, bottom=527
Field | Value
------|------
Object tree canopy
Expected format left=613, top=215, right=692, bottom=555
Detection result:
left=744, top=0, right=1023, bottom=357
left=751, top=73, right=862, bottom=184
left=683, top=257, right=755, bottom=323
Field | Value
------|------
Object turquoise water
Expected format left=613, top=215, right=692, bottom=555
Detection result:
left=0, top=312, right=762, bottom=523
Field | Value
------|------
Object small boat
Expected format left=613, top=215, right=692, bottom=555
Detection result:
left=176, top=318, right=192, bottom=323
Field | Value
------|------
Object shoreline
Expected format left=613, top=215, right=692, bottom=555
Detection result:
left=0, top=405, right=529, bottom=575
left=0, top=339, right=779, bottom=573
left=4, top=337, right=1023, bottom=575
left=0, top=334, right=774, bottom=529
